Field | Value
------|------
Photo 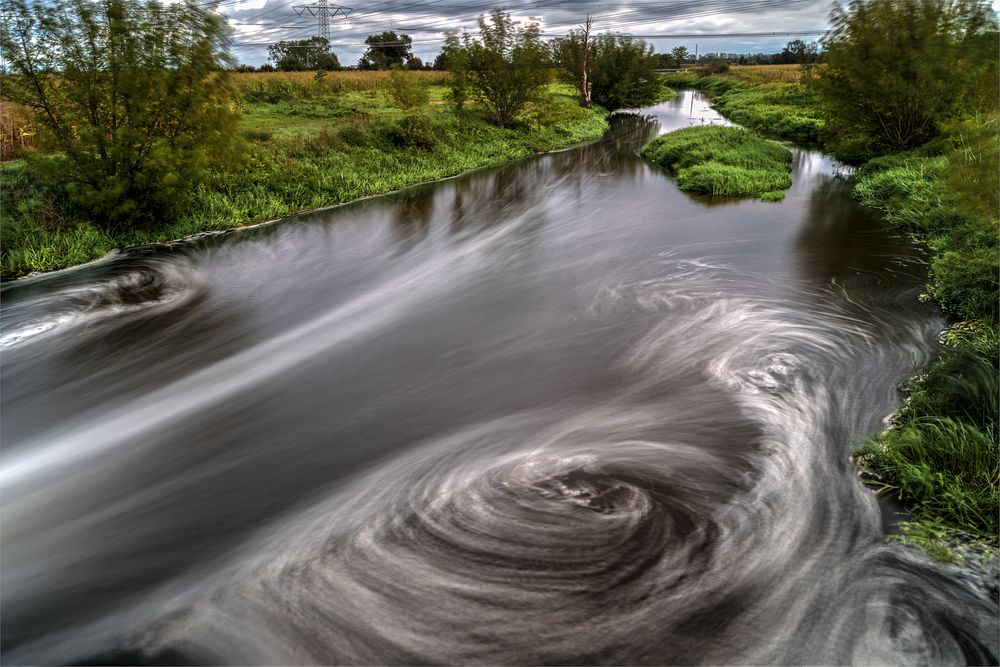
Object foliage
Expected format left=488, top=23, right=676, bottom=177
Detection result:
left=268, top=37, right=341, bottom=71
left=640, top=126, right=792, bottom=198
left=669, top=46, right=689, bottom=67
left=550, top=17, right=596, bottom=108
left=696, top=57, right=730, bottom=76
left=464, top=10, right=550, bottom=128
left=813, top=0, right=999, bottom=161
left=779, top=39, right=817, bottom=64
left=385, top=112, right=438, bottom=150
left=0, top=0, right=240, bottom=230
left=437, top=33, right=470, bottom=112
left=0, top=102, right=36, bottom=159
left=554, top=27, right=663, bottom=110
left=852, top=151, right=999, bottom=323
left=358, top=31, right=414, bottom=70
left=589, top=34, right=663, bottom=110
left=940, top=114, right=1000, bottom=224
left=387, top=66, right=430, bottom=109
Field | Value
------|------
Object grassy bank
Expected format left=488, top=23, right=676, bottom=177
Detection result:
left=663, top=68, right=824, bottom=147
left=851, top=147, right=999, bottom=552
left=1, top=74, right=610, bottom=278
left=640, top=125, right=792, bottom=199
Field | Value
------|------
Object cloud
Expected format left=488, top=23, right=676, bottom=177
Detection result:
left=224, top=0, right=835, bottom=65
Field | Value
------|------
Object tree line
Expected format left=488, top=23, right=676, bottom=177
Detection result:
left=252, top=34, right=821, bottom=73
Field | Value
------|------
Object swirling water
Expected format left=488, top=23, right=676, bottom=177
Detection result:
left=2, top=92, right=996, bottom=665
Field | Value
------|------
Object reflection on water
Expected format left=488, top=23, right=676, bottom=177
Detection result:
left=1, top=94, right=996, bottom=665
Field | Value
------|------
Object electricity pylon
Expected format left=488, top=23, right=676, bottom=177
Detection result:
left=293, top=0, right=351, bottom=41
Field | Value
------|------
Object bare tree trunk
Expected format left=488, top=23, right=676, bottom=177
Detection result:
left=581, top=15, right=592, bottom=109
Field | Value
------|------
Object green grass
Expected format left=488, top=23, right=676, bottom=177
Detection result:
left=858, top=417, right=998, bottom=535
left=851, top=144, right=999, bottom=540
left=0, top=82, right=609, bottom=277
left=662, top=71, right=823, bottom=147
left=639, top=125, right=792, bottom=198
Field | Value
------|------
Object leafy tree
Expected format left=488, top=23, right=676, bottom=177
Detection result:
left=779, top=39, right=817, bottom=64
left=814, top=0, right=998, bottom=160
left=588, top=34, right=662, bottom=110
left=465, top=10, right=550, bottom=127
left=670, top=46, right=690, bottom=67
left=435, top=32, right=471, bottom=111
left=0, top=0, right=241, bottom=229
left=268, top=36, right=341, bottom=71
left=358, top=31, right=413, bottom=70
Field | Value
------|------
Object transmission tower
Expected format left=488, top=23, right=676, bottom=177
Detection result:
left=293, top=0, right=351, bottom=41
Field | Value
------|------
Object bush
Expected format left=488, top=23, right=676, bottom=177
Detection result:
left=696, top=58, right=730, bottom=76
left=387, top=67, right=431, bottom=109
left=385, top=113, right=440, bottom=150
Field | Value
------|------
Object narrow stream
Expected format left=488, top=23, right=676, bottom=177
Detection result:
left=2, top=91, right=996, bottom=664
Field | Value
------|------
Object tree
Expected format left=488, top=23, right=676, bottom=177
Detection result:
left=554, top=28, right=660, bottom=110
left=465, top=10, right=550, bottom=127
left=268, top=36, right=341, bottom=71
left=588, top=34, right=662, bottom=110
left=670, top=46, right=690, bottom=67
left=551, top=16, right=595, bottom=107
left=814, top=0, right=998, bottom=160
left=358, top=31, right=413, bottom=70
left=1, top=0, right=240, bottom=229
left=434, top=31, right=470, bottom=111
left=779, top=39, right=817, bottom=64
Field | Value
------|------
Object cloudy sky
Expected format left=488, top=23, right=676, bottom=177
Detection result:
left=222, top=0, right=838, bottom=66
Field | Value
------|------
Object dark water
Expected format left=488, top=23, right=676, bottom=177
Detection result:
left=2, top=92, right=997, bottom=665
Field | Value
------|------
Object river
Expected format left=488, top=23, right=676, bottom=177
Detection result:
left=2, top=91, right=996, bottom=665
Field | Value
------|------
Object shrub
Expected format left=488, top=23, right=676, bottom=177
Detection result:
left=385, top=113, right=439, bottom=150
left=387, top=67, right=430, bottom=109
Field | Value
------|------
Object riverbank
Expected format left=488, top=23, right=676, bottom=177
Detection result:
left=667, top=66, right=998, bottom=560
left=0, top=77, right=619, bottom=278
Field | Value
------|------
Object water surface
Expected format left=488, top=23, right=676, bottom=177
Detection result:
left=2, top=92, right=996, bottom=664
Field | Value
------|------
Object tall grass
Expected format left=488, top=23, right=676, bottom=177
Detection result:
left=640, top=125, right=792, bottom=198
left=859, top=417, right=998, bottom=535
left=231, top=69, right=451, bottom=98
left=727, top=64, right=814, bottom=84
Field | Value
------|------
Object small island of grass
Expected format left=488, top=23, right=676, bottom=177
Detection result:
left=639, top=125, right=793, bottom=200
